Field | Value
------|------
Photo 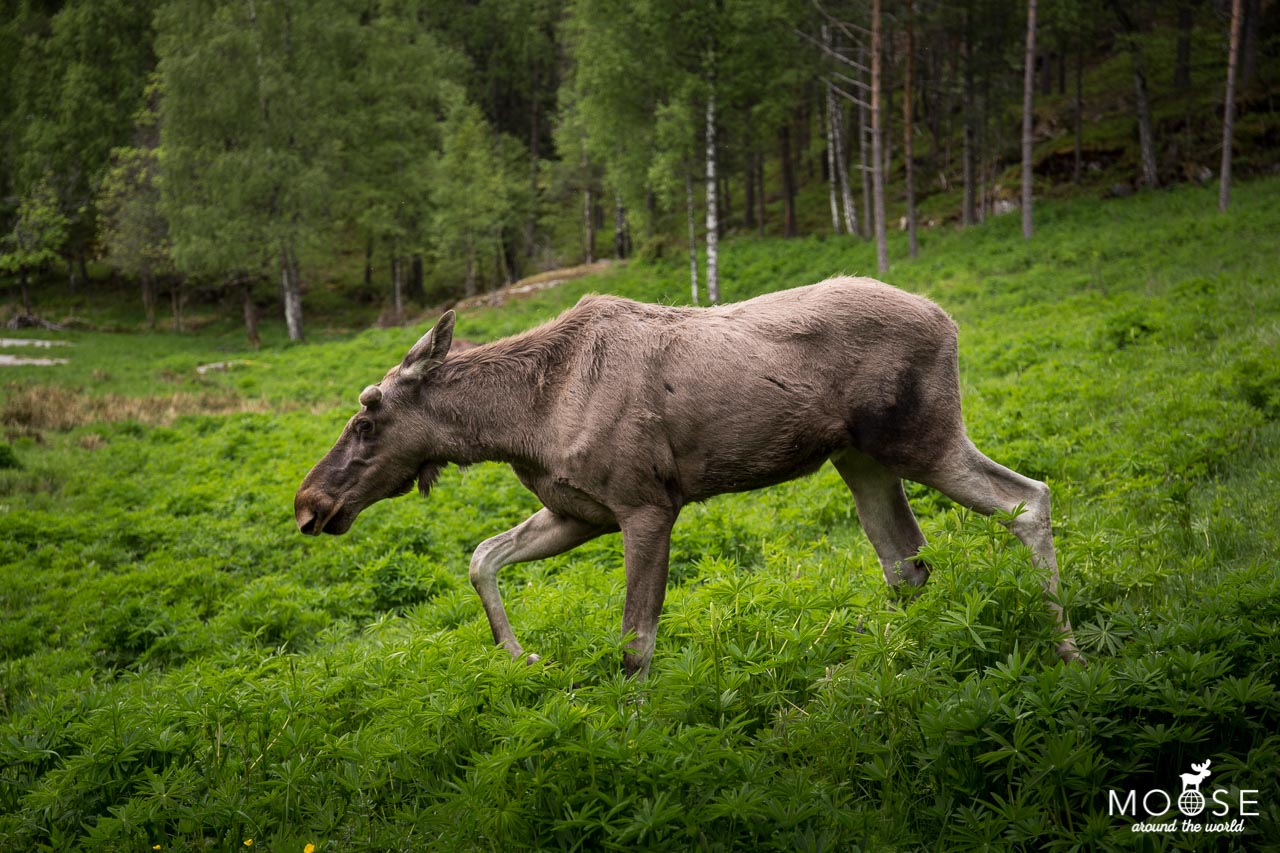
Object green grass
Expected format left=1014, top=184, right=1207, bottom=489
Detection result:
left=2, top=177, right=1280, bottom=851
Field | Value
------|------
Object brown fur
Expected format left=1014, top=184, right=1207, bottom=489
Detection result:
left=296, top=277, right=1081, bottom=676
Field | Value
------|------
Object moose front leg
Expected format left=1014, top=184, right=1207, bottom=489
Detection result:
left=618, top=508, right=676, bottom=679
left=469, top=508, right=607, bottom=664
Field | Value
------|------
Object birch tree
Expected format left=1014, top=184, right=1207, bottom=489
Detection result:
left=871, top=0, right=889, bottom=273
left=1022, top=0, right=1038, bottom=239
left=1219, top=0, right=1243, bottom=212
left=157, top=0, right=355, bottom=341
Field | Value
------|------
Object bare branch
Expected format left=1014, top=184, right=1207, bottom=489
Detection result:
left=827, top=81, right=870, bottom=110
left=811, top=0, right=871, bottom=40
left=795, top=27, right=872, bottom=76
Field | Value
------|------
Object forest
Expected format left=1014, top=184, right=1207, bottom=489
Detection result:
left=2, top=0, right=1280, bottom=851
left=1, top=0, right=1276, bottom=335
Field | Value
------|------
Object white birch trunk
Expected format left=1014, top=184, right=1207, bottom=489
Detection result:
left=686, top=172, right=699, bottom=305
left=280, top=243, right=303, bottom=341
left=705, top=88, right=719, bottom=305
left=871, top=0, right=889, bottom=273
left=823, top=26, right=842, bottom=235
left=835, top=105, right=857, bottom=235
left=858, top=46, right=872, bottom=240
left=1220, top=0, right=1243, bottom=212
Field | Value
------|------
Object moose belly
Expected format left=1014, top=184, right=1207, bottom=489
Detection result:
left=670, top=407, right=847, bottom=502
left=511, top=464, right=618, bottom=526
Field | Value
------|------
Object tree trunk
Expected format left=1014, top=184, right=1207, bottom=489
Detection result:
left=744, top=147, right=756, bottom=231
left=904, top=0, right=918, bottom=257
left=780, top=120, right=797, bottom=238
left=614, top=196, right=630, bottom=258
left=1174, top=0, right=1193, bottom=89
left=756, top=155, right=766, bottom=236
left=1221, top=0, right=1243, bottom=212
left=242, top=281, right=260, bottom=349
left=584, top=183, right=596, bottom=263
left=962, top=12, right=976, bottom=228
left=20, top=272, right=31, bottom=315
left=858, top=48, right=872, bottom=239
left=1110, top=3, right=1159, bottom=188
left=280, top=242, right=304, bottom=341
left=1241, top=0, right=1258, bottom=86
left=705, top=88, right=720, bottom=304
left=871, top=0, right=889, bottom=273
left=364, top=235, right=374, bottom=289
left=686, top=171, right=699, bottom=305
left=833, top=99, right=856, bottom=236
left=391, top=250, right=404, bottom=324
left=1074, top=42, right=1084, bottom=185
left=823, top=25, right=842, bottom=235
left=170, top=279, right=185, bottom=334
left=1022, top=0, right=1038, bottom=239
left=1130, top=46, right=1158, bottom=188
left=527, top=61, right=540, bottom=257
left=464, top=240, right=477, bottom=297
left=825, top=94, right=841, bottom=232
left=408, top=253, right=424, bottom=302
left=141, top=269, right=157, bottom=331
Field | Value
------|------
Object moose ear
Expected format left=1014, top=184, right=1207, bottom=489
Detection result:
left=401, top=310, right=456, bottom=379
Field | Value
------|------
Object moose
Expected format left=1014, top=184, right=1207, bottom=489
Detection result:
left=295, top=277, right=1082, bottom=677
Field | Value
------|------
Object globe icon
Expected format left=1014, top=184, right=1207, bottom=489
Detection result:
left=1178, top=789, right=1206, bottom=817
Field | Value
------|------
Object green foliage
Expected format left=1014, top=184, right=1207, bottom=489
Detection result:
left=97, top=86, right=173, bottom=285
left=431, top=97, right=529, bottom=293
left=2, top=179, right=1280, bottom=849
left=0, top=175, right=68, bottom=283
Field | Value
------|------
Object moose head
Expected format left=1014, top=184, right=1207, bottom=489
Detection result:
left=294, top=311, right=456, bottom=536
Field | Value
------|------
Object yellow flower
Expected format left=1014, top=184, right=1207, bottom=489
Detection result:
left=243, top=841, right=253, bottom=848
left=153, top=847, right=161, bottom=851
left=304, top=845, right=316, bottom=853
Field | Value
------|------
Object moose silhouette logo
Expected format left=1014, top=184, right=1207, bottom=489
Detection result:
left=1177, top=760, right=1212, bottom=817
left=1107, top=755, right=1260, bottom=836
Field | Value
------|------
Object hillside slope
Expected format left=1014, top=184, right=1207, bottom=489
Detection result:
left=1, top=177, right=1279, bottom=850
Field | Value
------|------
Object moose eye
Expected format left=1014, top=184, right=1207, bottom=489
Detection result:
left=354, top=418, right=374, bottom=437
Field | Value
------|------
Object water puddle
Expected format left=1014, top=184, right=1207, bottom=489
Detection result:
left=1, top=338, right=72, bottom=365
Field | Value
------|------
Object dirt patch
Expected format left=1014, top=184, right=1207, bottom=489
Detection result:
left=2, top=383, right=271, bottom=438
left=0, top=355, right=69, bottom=366
left=450, top=260, right=615, bottom=311
left=1, top=337, right=72, bottom=366
left=0, top=338, right=72, bottom=348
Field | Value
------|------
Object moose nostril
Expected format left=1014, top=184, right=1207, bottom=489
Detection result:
left=298, top=509, right=318, bottom=535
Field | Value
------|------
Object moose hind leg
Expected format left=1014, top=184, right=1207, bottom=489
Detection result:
left=831, top=450, right=930, bottom=589
left=917, top=439, right=1082, bottom=663
left=470, top=508, right=609, bottom=664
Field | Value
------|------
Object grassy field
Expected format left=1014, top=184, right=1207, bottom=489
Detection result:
left=2, top=178, right=1279, bottom=851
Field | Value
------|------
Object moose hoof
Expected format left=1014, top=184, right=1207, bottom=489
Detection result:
left=525, top=653, right=542, bottom=666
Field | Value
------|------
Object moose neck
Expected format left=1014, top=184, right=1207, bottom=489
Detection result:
left=426, top=321, right=579, bottom=466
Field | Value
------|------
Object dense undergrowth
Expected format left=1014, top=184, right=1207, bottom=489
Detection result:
left=2, top=178, right=1279, bottom=850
